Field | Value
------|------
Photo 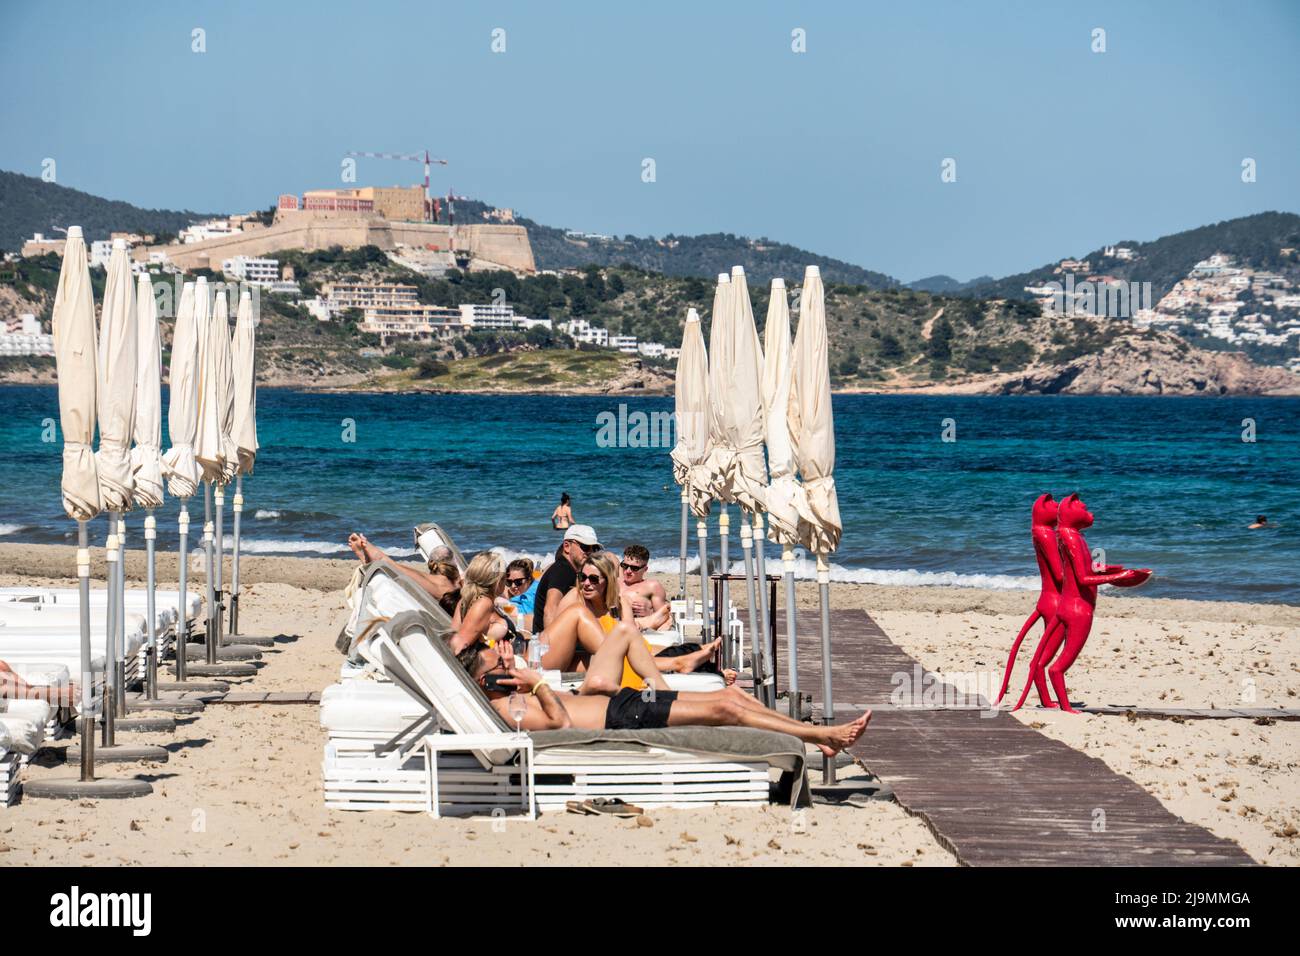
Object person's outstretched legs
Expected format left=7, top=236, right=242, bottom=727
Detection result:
left=540, top=605, right=607, bottom=671
left=665, top=695, right=871, bottom=756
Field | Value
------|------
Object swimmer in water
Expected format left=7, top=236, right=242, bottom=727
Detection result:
left=1249, top=515, right=1268, bottom=529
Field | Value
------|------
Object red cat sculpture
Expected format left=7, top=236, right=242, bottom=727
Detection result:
left=1013, top=493, right=1151, bottom=714
left=994, top=494, right=1064, bottom=707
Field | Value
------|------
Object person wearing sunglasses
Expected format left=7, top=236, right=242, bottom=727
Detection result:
left=542, top=552, right=726, bottom=683
left=533, top=524, right=602, bottom=633
left=618, top=544, right=668, bottom=624
left=502, top=557, right=539, bottom=631
left=462, top=594, right=872, bottom=755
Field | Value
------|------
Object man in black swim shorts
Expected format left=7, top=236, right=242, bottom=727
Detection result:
left=462, top=598, right=872, bottom=755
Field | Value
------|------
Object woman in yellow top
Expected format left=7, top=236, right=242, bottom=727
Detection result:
left=540, top=552, right=726, bottom=688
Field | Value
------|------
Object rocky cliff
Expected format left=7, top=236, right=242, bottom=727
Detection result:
left=990, top=333, right=1300, bottom=396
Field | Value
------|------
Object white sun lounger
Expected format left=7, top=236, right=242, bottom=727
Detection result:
left=0, top=699, right=52, bottom=807
left=0, top=586, right=202, bottom=624
left=322, top=607, right=807, bottom=815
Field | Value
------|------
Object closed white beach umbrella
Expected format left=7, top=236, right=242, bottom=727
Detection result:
left=228, top=289, right=259, bottom=636
left=161, top=280, right=201, bottom=681
left=717, top=266, right=767, bottom=513
left=718, top=266, right=768, bottom=687
left=230, top=289, right=259, bottom=475
left=131, top=272, right=164, bottom=699
left=670, top=308, right=710, bottom=596
left=130, top=272, right=165, bottom=510
left=52, top=228, right=101, bottom=523
left=95, top=239, right=137, bottom=714
left=193, top=277, right=224, bottom=484
left=701, top=273, right=733, bottom=645
left=788, top=266, right=842, bottom=555
left=788, top=264, right=843, bottom=783
left=762, top=279, right=801, bottom=548
left=192, top=278, right=226, bottom=662
left=95, top=239, right=137, bottom=513
left=162, top=282, right=201, bottom=498
left=213, top=288, right=239, bottom=485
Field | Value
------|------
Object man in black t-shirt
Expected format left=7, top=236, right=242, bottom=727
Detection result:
left=533, top=524, right=601, bottom=632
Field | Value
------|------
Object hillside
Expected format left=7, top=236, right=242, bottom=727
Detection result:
left=960, top=211, right=1300, bottom=303
left=3, top=256, right=1296, bottom=396
left=0, top=171, right=221, bottom=251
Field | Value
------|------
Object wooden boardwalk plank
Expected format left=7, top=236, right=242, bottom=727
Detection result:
left=775, top=607, right=1254, bottom=867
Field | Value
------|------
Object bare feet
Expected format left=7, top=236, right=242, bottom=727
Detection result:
left=346, top=533, right=368, bottom=563
left=676, top=638, right=721, bottom=674
left=815, top=710, right=872, bottom=757
left=723, top=668, right=738, bottom=686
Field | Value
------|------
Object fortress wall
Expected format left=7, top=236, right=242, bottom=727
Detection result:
left=138, top=218, right=535, bottom=274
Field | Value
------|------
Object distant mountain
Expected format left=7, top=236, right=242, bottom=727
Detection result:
left=0, top=170, right=222, bottom=251
left=957, top=212, right=1300, bottom=303
left=907, top=274, right=993, bottom=294
left=447, top=199, right=899, bottom=288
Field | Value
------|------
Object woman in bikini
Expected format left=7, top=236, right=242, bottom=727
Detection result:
left=551, top=493, right=574, bottom=531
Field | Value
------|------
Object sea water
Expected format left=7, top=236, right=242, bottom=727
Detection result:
left=1, top=386, right=1296, bottom=605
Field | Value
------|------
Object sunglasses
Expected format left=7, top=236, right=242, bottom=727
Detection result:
left=506, top=577, right=529, bottom=587
left=571, top=542, right=601, bottom=554
left=579, top=573, right=604, bottom=586
left=620, top=562, right=646, bottom=573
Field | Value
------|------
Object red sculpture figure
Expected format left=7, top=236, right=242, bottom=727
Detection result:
left=994, top=494, right=1065, bottom=707
left=1015, top=493, right=1150, bottom=714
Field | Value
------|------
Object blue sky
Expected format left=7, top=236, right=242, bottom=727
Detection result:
left=2, top=0, right=1297, bottom=281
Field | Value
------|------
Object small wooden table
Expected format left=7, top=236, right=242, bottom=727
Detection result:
left=421, top=732, right=536, bottom=820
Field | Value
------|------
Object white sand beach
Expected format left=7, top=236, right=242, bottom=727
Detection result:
left=1, top=544, right=1295, bottom=866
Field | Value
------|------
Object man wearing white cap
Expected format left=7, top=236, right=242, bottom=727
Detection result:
left=533, top=524, right=600, bottom=633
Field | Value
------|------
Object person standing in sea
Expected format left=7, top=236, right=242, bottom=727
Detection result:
left=551, top=493, right=574, bottom=531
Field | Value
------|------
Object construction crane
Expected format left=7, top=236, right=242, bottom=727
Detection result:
left=346, top=150, right=448, bottom=222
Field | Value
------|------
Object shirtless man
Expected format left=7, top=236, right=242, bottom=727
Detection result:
left=619, top=545, right=668, bottom=622
left=465, top=595, right=870, bottom=757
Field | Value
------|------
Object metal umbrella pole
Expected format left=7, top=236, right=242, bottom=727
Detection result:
left=696, top=517, right=711, bottom=643
left=204, top=481, right=217, bottom=665
left=174, top=502, right=190, bottom=680
left=783, top=548, right=799, bottom=719
left=752, top=512, right=774, bottom=708
left=104, top=515, right=120, bottom=738
left=214, top=483, right=225, bottom=646
left=677, top=487, right=689, bottom=600
left=230, top=474, right=243, bottom=634
left=817, top=553, right=835, bottom=785
left=77, top=522, right=95, bottom=780
left=739, top=516, right=761, bottom=692
left=115, top=514, right=127, bottom=717
left=718, top=504, right=730, bottom=668
left=143, top=509, right=158, bottom=699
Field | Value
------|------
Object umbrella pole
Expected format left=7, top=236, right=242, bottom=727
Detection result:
left=77, top=521, right=95, bottom=781
left=214, top=484, right=225, bottom=647
left=116, top=515, right=127, bottom=717
left=817, top=553, right=835, bottom=785
left=718, top=505, right=730, bottom=669
left=696, top=517, right=711, bottom=643
left=739, top=516, right=761, bottom=694
left=204, top=482, right=217, bottom=665
left=230, top=474, right=242, bottom=635
left=752, top=512, right=773, bottom=708
left=784, top=548, right=799, bottom=719
left=677, top=488, right=688, bottom=600
left=175, top=502, right=190, bottom=681
left=104, top=514, right=120, bottom=739
left=144, top=509, right=158, bottom=700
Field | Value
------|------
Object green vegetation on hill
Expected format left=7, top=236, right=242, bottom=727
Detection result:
left=0, top=171, right=221, bottom=252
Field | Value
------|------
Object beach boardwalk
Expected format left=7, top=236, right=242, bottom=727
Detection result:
left=779, top=608, right=1254, bottom=866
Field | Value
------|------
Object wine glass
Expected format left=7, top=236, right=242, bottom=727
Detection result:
left=508, top=691, right=526, bottom=737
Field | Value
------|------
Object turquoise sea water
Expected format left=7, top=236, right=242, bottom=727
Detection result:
left=1, top=385, right=1297, bottom=605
